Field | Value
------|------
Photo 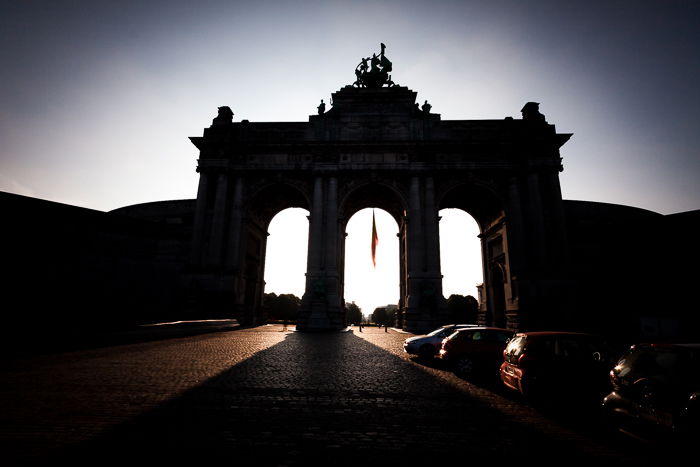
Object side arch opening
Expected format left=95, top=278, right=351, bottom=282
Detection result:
left=240, top=182, right=310, bottom=325
left=438, top=181, right=507, bottom=328
left=263, top=207, right=310, bottom=324
left=439, top=208, right=482, bottom=325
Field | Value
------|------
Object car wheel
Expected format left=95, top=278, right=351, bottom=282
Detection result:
left=456, top=356, right=474, bottom=376
left=418, top=345, right=436, bottom=360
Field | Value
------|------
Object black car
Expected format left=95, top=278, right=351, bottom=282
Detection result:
left=602, top=343, right=700, bottom=441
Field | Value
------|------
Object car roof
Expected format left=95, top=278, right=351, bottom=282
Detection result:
left=513, top=331, right=601, bottom=337
left=453, top=326, right=512, bottom=332
left=640, top=342, right=700, bottom=350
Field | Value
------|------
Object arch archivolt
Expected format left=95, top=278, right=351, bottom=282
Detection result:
left=436, top=176, right=504, bottom=232
left=338, top=176, right=408, bottom=226
left=245, top=178, right=312, bottom=226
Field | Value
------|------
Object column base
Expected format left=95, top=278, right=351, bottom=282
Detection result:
left=297, top=300, right=345, bottom=332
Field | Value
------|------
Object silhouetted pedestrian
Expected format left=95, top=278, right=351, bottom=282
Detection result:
left=283, top=319, right=288, bottom=332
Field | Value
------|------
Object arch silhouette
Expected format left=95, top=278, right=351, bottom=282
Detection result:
left=187, top=86, right=572, bottom=333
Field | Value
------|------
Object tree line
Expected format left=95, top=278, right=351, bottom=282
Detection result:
left=263, top=292, right=478, bottom=326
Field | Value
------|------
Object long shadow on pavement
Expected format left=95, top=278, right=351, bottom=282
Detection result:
left=47, top=330, right=658, bottom=467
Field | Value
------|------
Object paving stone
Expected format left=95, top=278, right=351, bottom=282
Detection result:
left=0, top=325, right=685, bottom=466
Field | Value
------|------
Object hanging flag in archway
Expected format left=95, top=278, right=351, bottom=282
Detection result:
left=371, top=209, right=379, bottom=268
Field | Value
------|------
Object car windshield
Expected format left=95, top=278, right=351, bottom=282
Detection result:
left=617, top=346, right=693, bottom=385
left=427, top=327, right=449, bottom=337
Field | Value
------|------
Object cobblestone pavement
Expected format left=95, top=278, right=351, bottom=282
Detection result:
left=0, top=325, right=682, bottom=466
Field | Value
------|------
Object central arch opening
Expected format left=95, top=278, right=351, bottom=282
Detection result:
left=343, top=208, right=400, bottom=322
left=339, top=181, right=406, bottom=325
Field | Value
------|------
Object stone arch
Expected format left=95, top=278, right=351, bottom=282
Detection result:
left=187, top=83, right=573, bottom=332
left=236, top=182, right=311, bottom=324
left=338, top=178, right=407, bottom=225
left=438, top=181, right=509, bottom=327
left=338, top=180, right=407, bottom=326
left=246, top=180, right=311, bottom=229
left=437, top=179, right=504, bottom=231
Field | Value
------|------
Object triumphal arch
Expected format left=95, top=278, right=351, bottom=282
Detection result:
left=187, top=45, right=572, bottom=333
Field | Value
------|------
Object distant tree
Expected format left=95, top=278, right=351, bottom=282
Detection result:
left=446, top=294, right=479, bottom=324
left=263, top=293, right=301, bottom=322
left=345, top=301, right=363, bottom=325
left=371, top=307, right=387, bottom=326
left=371, top=305, right=397, bottom=326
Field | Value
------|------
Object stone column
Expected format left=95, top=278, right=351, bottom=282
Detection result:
left=406, top=176, right=423, bottom=313
left=306, top=176, right=324, bottom=274
left=423, top=175, right=447, bottom=323
left=506, top=177, right=526, bottom=275
left=408, top=176, right=424, bottom=273
left=326, top=177, right=339, bottom=272
left=208, top=172, right=229, bottom=265
left=527, top=172, right=546, bottom=268
left=225, top=177, right=244, bottom=271
left=424, top=176, right=441, bottom=274
left=398, top=221, right=407, bottom=328
left=546, top=169, right=569, bottom=264
left=299, top=175, right=336, bottom=330
left=325, top=177, right=342, bottom=312
left=190, top=171, right=210, bottom=266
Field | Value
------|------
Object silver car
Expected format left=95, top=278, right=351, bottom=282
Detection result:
left=403, top=324, right=478, bottom=359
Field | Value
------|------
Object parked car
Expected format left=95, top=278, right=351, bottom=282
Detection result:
left=403, top=324, right=477, bottom=360
left=438, top=327, right=514, bottom=377
left=601, top=342, right=700, bottom=441
left=500, top=331, right=613, bottom=399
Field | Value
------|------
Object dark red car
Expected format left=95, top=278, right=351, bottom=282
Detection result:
left=438, top=326, right=513, bottom=377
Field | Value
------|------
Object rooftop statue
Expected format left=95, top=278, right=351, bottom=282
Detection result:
left=212, top=106, right=233, bottom=126
left=353, top=43, right=396, bottom=88
left=521, top=102, right=546, bottom=123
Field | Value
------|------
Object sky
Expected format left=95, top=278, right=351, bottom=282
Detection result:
left=2, top=1, right=699, bottom=317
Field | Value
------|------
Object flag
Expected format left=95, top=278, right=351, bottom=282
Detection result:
left=371, top=210, right=379, bottom=268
